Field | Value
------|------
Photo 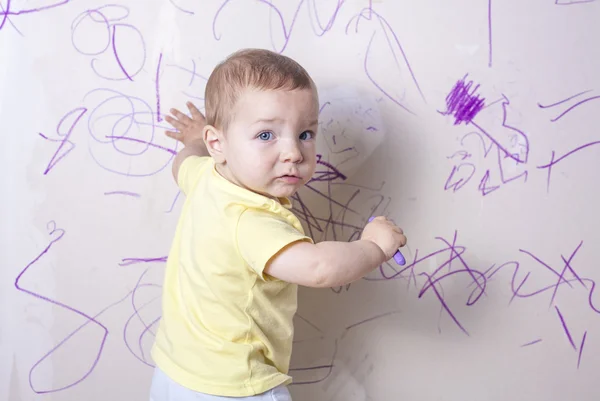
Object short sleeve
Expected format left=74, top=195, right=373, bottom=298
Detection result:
left=177, top=156, right=210, bottom=195
left=237, top=209, right=313, bottom=280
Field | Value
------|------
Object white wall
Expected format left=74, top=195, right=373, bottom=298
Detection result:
left=1, top=1, right=599, bottom=400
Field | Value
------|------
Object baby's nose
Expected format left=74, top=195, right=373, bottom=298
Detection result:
left=281, top=141, right=303, bottom=163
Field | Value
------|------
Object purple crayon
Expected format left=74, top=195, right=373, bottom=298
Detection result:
left=368, top=217, right=406, bottom=266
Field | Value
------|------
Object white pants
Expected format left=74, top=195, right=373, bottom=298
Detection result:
left=149, top=368, right=293, bottom=401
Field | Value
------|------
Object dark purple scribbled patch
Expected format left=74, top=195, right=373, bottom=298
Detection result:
left=440, top=74, right=485, bottom=125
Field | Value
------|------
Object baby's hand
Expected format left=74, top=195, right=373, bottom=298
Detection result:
left=360, top=216, right=407, bottom=260
left=164, top=101, right=206, bottom=147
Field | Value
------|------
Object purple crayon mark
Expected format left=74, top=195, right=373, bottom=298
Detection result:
left=439, top=74, right=485, bottom=125
left=0, top=0, right=22, bottom=35
left=156, top=52, right=163, bottom=122
left=166, top=191, right=181, bottom=213
left=213, top=0, right=424, bottom=115
left=104, top=191, right=140, bottom=197
left=105, top=135, right=176, bottom=155
left=344, top=310, right=400, bottom=332
left=111, top=24, right=132, bottom=81
left=578, top=332, right=587, bottom=368
left=119, top=256, right=168, bottom=266
left=471, top=95, right=529, bottom=164
left=368, top=216, right=406, bottom=265
left=555, top=306, right=577, bottom=350
left=169, top=0, right=194, bottom=14
left=537, top=141, right=600, bottom=192
left=556, top=0, right=596, bottom=4
left=478, top=169, right=500, bottom=196
left=1, top=0, right=71, bottom=31
left=124, top=267, right=162, bottom=365
left=547, top=95, right=600, bottom=122
left=40, top=107, right=87, bottom=175
left=166, top=59, right=208, bottom=86
left=347, top=5, right=426, bottom=114
left=444, top=162, right=476, bottom=192
left=14, top=221, right=109, bottom=393
left=537, top=90, right=593, bottom=109
left=83, top=87, right=176, bottom=177
left=521, top=339, right=542, bottom=347
left=71, top=6, right=146, bottom=82
left=549, top=243, right=586, bottom=306
left=213, top=0, right=303, bottom=54
left=289, top=340, right=337, bottom=386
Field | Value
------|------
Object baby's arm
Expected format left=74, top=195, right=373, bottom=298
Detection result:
left=265, top=216, right=406, bottom=288
left=164, top=102, right=209, bottom=182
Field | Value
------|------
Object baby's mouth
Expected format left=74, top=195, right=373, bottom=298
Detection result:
left=278, top=174, right=301, bottom=183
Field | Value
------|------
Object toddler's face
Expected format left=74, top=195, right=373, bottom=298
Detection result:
left=217, top=88, right=319, bottom=199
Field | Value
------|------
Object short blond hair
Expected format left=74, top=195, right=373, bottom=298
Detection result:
left=205, top=48, right=316, bottom=130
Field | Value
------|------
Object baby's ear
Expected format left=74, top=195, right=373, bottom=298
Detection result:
left=203, top=125, right=226, bottom=163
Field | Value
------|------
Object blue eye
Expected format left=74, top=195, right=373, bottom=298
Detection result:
left=258, top=131, right=273, bottom=141
left=299, top=131, right=313, bottom=140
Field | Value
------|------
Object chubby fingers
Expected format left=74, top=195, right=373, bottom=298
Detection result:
left=167, top=108, right=192, bottom=128
left=165, top=130, right=183, bottom=141
left=186, top=101, right=206, bottom=123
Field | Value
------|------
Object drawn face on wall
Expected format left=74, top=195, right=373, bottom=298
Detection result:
left=205, top=88, right=319, bottom=200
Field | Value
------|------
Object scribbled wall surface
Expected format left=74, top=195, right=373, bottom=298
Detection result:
left=1, top=1, right=599, bottom=400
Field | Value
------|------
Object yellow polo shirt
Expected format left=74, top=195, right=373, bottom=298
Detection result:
left=151, top=156, right=312, bottom=396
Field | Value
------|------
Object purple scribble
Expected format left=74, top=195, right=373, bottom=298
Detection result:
left=166, top=60, right=209, bottom=87
left=363, top=229, right=600, bottom=343
left=547, top=94, right=600, bottom=122
left=71, top=10, right=110, bottom=56
left=0, top=0, right=23, bottom=35
left=83, top=88, right=176, bottom=177
left=495, top=147, right=528, bottom=185
left=521, top=339, right=542, bottom=347
left=105, top=135, right=176, bottom=155
left=489, top=241, right=600, bottom=318
left=548, top=242, right=584, bottom=306
left=40, top=108, right=87, bottom=175
left=555, top=306, right=577, bottom=350
left=214, top=0, right=424, bottom=115
left=362, top=230, right=488, bottom=336
left=213, top=0, right=303, bottom=54
left=537, top=90, right=593, bottom=109
left=577, top=332, right=587, bottom=368
left=444, top=93, right=530, bottom=197
left=166, top=191, right=181, bottom=213
left=344, top=311, right=400, bottom=332
left=477, top=169, right=500, bottom=196
left=112, top=24, right=133, bottom=80
left=214, top=0, right=347, bottom=54
left=440, top=74, right=485, bottom=125
left=537, top=141, right=600, bottom=192
left=1, top=0, right=71, bottom=31
left=347, top=5, right=426, bottom=114
left=71, top=6, right=146, bottom=81
left=104, top=191, right=141, bottom=198
left=156, top=53, right=163, bottom=122
left=519, top=249, right=575, bottom=290
left=14, top=221, right=109, bottom=393
left=307, top=0, right=344, bottom=37
left=470, top=95, right=530, bottom=164
left=119, top=256, right=168, bottom=266
left=289, top=340, right=337, bottom=386
left=555, top=0, right=597, bottom=4
left=124, top=266, right=163, bottom=366
left=16, top=231, right=165, bottom=393
left=169, top=0, right=194, bottom=14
